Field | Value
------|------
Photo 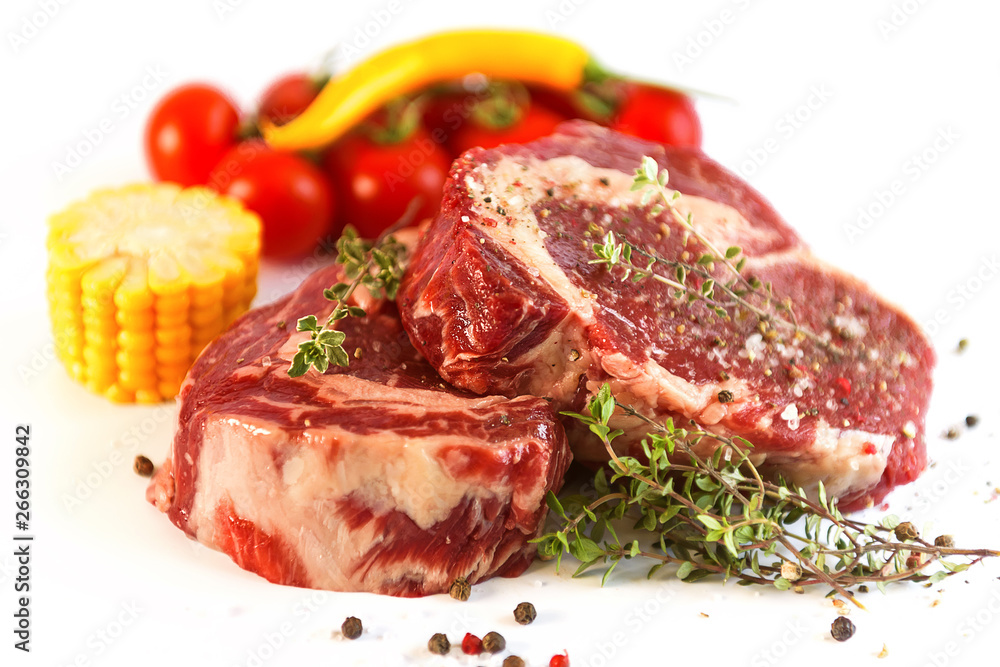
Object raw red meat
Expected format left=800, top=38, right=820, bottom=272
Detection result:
left=398, top=121, right=934, bottom=511
left=147, top=250, right=571, bottom=596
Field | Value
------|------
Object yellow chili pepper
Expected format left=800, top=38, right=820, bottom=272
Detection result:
left=263, top=29, right=602, bottom=151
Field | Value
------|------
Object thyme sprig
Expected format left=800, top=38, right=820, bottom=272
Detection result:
left=288, top=226, right=406, bottom=377
left=535, top=385, right=998, bottom=599
left=591, top=156, right=839, bottom=355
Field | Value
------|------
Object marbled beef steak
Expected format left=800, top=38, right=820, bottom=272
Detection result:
left=399, top=121, right=934, bottom=511
left=147, top=255, right=571, bottom=596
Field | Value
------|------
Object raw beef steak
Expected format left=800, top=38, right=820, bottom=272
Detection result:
left=398, top=121, right=934, bottom=511
left=147, top=249, right=571, bottom=596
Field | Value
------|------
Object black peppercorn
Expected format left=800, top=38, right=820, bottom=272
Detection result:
left=831, top=616, right=855, bottom=642
left=503, top=657, right=525, bottom=667
left=966, top=414, right=979, bottom=428
left=514, top=601, right=536, bottom=625
left=717, top=390, right=734, bottom=404
left=449, top=576, right=471, bottom=601
left=428, top=633, right=450, bottom=655
left=482, top=631, right=506, bottom=653
left=133, top=455, right=154, bottom=477
left=341, top=616, right=362, bottom=640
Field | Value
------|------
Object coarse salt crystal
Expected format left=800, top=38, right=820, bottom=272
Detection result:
left=780, top=403, right=800, bottom=431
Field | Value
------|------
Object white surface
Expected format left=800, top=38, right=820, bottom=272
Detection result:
left=2, top=1, right=999, bottom=665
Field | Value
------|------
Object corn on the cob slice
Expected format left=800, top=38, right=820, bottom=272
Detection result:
left=47, top=183, right=261, bottom=403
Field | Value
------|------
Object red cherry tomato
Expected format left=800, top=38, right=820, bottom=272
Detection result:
left=210, top=142, right=335, bottom=259
left=550, top=651, right=570, bottom=667
left=323, top=129, right=451, bottom=239
left=258, top=72, right=323, bottom=126
left=612, top=84, right=702, bottom=148
left=145, top=83, right=241, bottom=187
left=421, top=88, right=478, bottom=153
left=449, top=105, right=566, bottom=155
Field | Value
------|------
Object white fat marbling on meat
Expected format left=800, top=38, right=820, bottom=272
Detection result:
left=763, top=423, right=895, bottom=499
left=186, top=405, right=533, bottom=590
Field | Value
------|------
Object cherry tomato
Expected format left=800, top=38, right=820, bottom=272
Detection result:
left=323, top=129, right=450, bottom=239
left=448, top=104, right=566, bottom=155
left=421, top=87, right=478, bottom=153
left=550, top=651, right=570, bottom=667
left=612, top=84, right=702, bottom=148
left=145, top=83, right=241, bottom=187
left=257, top=72, right=324, bottom=126
left=210, top=142, right=335, bottom=259
left=526, top=84, right=609, bottom=124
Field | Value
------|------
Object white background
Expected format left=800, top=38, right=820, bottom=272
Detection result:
left=1, top=1, right=999, bottom=666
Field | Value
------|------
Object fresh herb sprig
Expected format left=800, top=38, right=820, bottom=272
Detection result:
left=592, top=156, right=838, bottom=355
left=288, top=226, right=406, bottom=377
left=535, top=385, right=998, bottom=599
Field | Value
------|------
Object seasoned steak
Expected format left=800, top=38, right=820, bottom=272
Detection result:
left=147, top=251, right=571, bottom=596
left=398, top=121, right=934, bottom=511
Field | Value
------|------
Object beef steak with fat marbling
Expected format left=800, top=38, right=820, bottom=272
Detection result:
left=398, top=121, right=934, bottom=511
left=147, top=247, right=571, bottom=596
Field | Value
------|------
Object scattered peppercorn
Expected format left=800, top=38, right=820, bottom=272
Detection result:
left=944, top=427, right=960, bottom=440
left=957, top=338, right=969, bottom=353
left=133, top=455, right=154, bottom=477
left=858, top=585, right=869, bottom=593
left=780, top=561, right=802, bottom=582
left=966, top=414, right=979, bottom=428
left=717, top=390, right=734, bottom=404
left=341, top=616, right=362, bottom=640
left=449, top=576, right=471, bottom=601
left=546, top=187, right=555, bottom=197
left=514, top=601, right=537, bottom=625
left=935, top=535, right=955, bottom=548
left=894, top=522, right=919, bottom=542
left=482, top=631, right=506, bottom=654
left=504, top=657, right=526, bottom=667
left=461, top=632, right=483, bottom=655
left=831, top=616, right=855, bottom=642
left=599, top=177, right=610, bottom=186
left=428, top=633, right=450, bottom=655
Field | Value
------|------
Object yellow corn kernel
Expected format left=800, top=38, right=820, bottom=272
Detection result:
left=154, top=345, right=191, bottom=366
left=46, top=183, right=261, bottom=403
left=157, top=378, right=182, bottom=398
left=135, top=389, right=162, bottom=405
left=154, top=325, right=191, bottom=347
left=116, top=350, right=157, bottom=373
